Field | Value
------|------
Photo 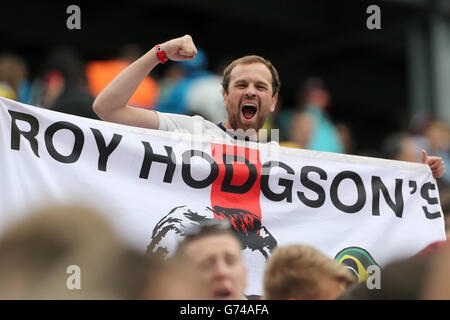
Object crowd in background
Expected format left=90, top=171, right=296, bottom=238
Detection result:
left=0, top=204, right=449, bottom=300
left=0, top=44, right=449, bottom=300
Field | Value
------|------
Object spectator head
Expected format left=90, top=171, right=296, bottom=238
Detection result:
left=0, top=204, right=150, bottom=299
left=43, top=45, right=85, bottom=88
left=0, top=53, right=27, bottom=100
left=424, top=121, right=450, bottom=152
left=263, top=244, right=355, bottom=300
left=41, top=46, right=87, bottom=107
left=0, top=53, right=27, bottom=92
left=381, top=132, right=418, bottom=162
left=173, top=219, right=247, bottom=300
left=421, top=241, right=450, bottom=299
left=221, top=56, right=280, bottom=133
left=288, top=111, right=313, bottom=148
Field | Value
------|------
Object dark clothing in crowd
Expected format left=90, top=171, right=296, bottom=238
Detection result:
left=51, top=87, right=98, bottom=120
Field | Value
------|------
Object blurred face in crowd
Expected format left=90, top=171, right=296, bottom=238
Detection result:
left=141, top=259, right=209, bottom=300
left=185, top=234, right=247, bottom=300
left=425, top=121, right=450, bottom=151
left=223, top=62, right=278, bottom=134
left=396, top=137, right=419, bottom=163
left=306, top=88, right=331, bottom=110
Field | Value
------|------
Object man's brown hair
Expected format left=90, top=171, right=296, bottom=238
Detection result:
left=172, top=219, right=240, bottom=259
left=263, top=244, right=355, bottom=300
left=221, top=55, right=281, bottom=97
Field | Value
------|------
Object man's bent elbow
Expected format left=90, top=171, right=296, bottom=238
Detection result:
left=92, top=99, right=108, bottom=120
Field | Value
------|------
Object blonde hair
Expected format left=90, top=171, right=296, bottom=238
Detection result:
left=263, top=244, right=355, bottom=299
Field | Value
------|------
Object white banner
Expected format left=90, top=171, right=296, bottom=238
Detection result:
left=0, top=97, right=446, bottom=297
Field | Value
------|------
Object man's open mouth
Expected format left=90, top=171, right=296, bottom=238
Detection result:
left=241, top=104, right=257, bottom=120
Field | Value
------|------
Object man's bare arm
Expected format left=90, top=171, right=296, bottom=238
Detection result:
left=92, top=35, right=198, bottom=130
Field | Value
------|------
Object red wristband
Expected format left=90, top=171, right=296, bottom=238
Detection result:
left=156, top=45, right=167, bottom=64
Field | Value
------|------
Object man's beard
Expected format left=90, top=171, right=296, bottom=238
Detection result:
left=228, top=112, right=265, bottom=133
